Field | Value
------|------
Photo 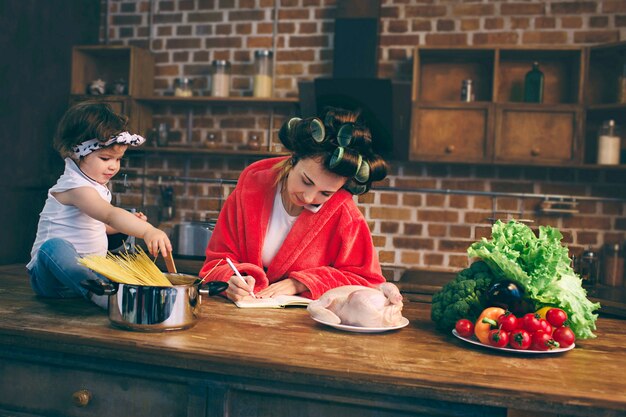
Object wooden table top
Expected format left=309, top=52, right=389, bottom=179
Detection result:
left=1, top=264, right=625, bottom=416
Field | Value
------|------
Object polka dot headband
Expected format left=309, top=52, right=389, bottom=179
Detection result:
left=72, top=131, right=145, bottom=158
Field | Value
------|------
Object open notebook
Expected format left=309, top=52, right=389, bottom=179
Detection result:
left=234, top=295, right=312, bottom=309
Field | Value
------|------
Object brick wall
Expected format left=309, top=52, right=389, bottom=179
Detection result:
left=103, top=0, right=626, bottom=275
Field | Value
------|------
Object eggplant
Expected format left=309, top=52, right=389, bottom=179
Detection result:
left=485, top=280, right=533, bottom=316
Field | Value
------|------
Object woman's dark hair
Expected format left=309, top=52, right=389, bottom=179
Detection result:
left=53, top=101, right=128, bottom=158
left=276, top=107, right=387, bottom=195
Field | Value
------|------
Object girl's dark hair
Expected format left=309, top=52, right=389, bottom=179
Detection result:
left=53, top=101, right=128, bottom=158
left=276, top=107, right=388, bottom=195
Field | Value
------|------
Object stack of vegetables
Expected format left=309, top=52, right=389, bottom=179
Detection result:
left=431, top=220, right=601, bottom=341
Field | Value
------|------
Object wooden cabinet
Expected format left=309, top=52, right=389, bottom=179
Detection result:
left=494, top=104, right=582, bottom=164
left=410, top=46, right=586, bottom=166
left=70, top=45, right=154, bottom=135
left=410, top=102, right=492, bottom=162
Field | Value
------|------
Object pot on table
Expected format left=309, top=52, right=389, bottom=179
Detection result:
left=172, top=221, right=214, bottom=258
left=81, top=274, right=227, bottom=332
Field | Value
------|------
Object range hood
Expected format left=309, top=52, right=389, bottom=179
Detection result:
left=298, top=0, right=410, bottom=159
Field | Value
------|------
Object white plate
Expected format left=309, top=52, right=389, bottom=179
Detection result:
left=452, top=329, right=575, bottom=354
left=311, top=316, right=410, bottom=333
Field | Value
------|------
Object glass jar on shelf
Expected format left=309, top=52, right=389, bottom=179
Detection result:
left=174, top=78, right=193, bottom=97
left=597, top=119, right=621, bottom=165
left=253, top=49, right=273, bottom=98
left=210, top=60, right=231, bottom=97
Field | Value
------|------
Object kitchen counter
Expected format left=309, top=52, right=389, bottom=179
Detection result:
left=0, top=264, right=625, bottom=417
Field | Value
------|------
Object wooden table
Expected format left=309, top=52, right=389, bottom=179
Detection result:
left=0, top=264, right=625, bottom=417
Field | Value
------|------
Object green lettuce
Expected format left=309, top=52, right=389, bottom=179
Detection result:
left=467, top=220, right=600, bottom=339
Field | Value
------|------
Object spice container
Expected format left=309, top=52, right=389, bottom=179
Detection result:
left=524, top=61, right=544, bottom=103
left=460, top=79, right=475, bottom=102
left=601, top=243, right=624, bottom=287
left=597, top=119, right=621, bottom=165
left=210, top=60, right=230, bottom=97
left=579, top=248, right=600, bottom=287
left=174, top=78, right=193, bottom=97
left=253, top=49, right=273, bottom=98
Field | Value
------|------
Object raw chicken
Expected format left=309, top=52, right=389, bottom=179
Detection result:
left=307, top=283, right=405, bottom=327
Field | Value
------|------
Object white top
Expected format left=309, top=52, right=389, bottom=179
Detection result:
left=262, top=186, right=298, bottom=268
left=27, top=158, right=112, bottom=270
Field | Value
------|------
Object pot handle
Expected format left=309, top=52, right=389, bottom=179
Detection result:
left=80, top=279, right=118, bottom=296
left=199, top=280, right=229, bottom=296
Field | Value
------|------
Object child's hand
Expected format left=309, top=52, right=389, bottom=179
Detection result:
left=134, top=211, right=148, bottom=222
left=143, top=227, right=172, bottom=258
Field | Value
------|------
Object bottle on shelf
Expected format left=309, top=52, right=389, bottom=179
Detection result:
left=460, top=79, right=475, bottom=102
left=597, top=119, right=621, bottom=165
left=210, top=60, right=231, bottom=97
left=580, top=247, right=599, bottom=287
left=253, top=49, right=273, bottom=98
left=523, top=61, right=544, bottom=103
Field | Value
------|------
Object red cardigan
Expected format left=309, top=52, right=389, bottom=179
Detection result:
left=198, top=157, right=385, bottom=299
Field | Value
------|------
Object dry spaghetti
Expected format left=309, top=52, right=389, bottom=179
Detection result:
left=78, top=246, right=172, bottom=287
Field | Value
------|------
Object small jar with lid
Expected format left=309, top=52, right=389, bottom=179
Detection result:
left=210, top=60, right=231, bottom=97
left=253, top=49, right=273, bottom=98
left=174, top=78, right=193, bottom=97
left=597, top=119, right=621, bottom=165
left=601, top=243, right=624, bottom=287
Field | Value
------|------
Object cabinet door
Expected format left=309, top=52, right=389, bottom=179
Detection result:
left=494, top=105, right=581, bottom=164
left=410, top=104, right=492, bottom=162
left=0, top=357, right=190, bottom=417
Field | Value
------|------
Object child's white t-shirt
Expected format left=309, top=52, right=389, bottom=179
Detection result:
left=27, top=158, right=112, bottom=270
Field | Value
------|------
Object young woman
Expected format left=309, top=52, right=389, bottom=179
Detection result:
left=199, top=107, right=388, bottom=302
left=27, top=101, right=172, bottom=308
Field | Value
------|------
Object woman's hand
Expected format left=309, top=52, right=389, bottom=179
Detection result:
left=143, top=227, right=172, bottom=257
left=226, top=275, right=256, bottom=301
left=256, top=278, right=307, bottom=299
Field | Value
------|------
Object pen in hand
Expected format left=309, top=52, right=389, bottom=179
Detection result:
left=225, top=257, right=256, bottom=299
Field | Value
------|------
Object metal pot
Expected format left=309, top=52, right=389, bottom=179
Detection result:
left=172, top=221, right=214, bottom=258
left=81, top=274, right=227, bottom=332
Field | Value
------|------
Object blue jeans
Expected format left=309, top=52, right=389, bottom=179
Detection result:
left=29, top=238, right=108, bottom=303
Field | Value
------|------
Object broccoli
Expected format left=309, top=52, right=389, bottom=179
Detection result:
left=431, top=261, right=497, bottom=332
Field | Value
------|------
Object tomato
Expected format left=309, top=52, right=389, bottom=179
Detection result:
left=553, top=326, right=576, bottom=348
left=455, top=319, right=475, bottom=338
left=487, top=329, right=509, bottom=348
left=546, top=308, right=568, bottom=328
left=531, top=330, right=559, bottom=351
left=497, top=312, right=519, bottom=332
left=539, top=319, right=553, bottom=335
left=474, top=307, right=506, bottom=344
left=509, top=329, right=531, bottom=350
left=521, top=313, right=543, bottom=333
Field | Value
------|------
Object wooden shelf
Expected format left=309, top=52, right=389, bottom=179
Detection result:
left=587, top=103, right=626, bottom=111
left=135, top=96, right=299, bottom=106
left=411, top=45, right=588, bottom=166
left=129, top=146, right=289, bottom=157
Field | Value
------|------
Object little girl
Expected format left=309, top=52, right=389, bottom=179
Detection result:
left=27, top=101, right=172, bottom=308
